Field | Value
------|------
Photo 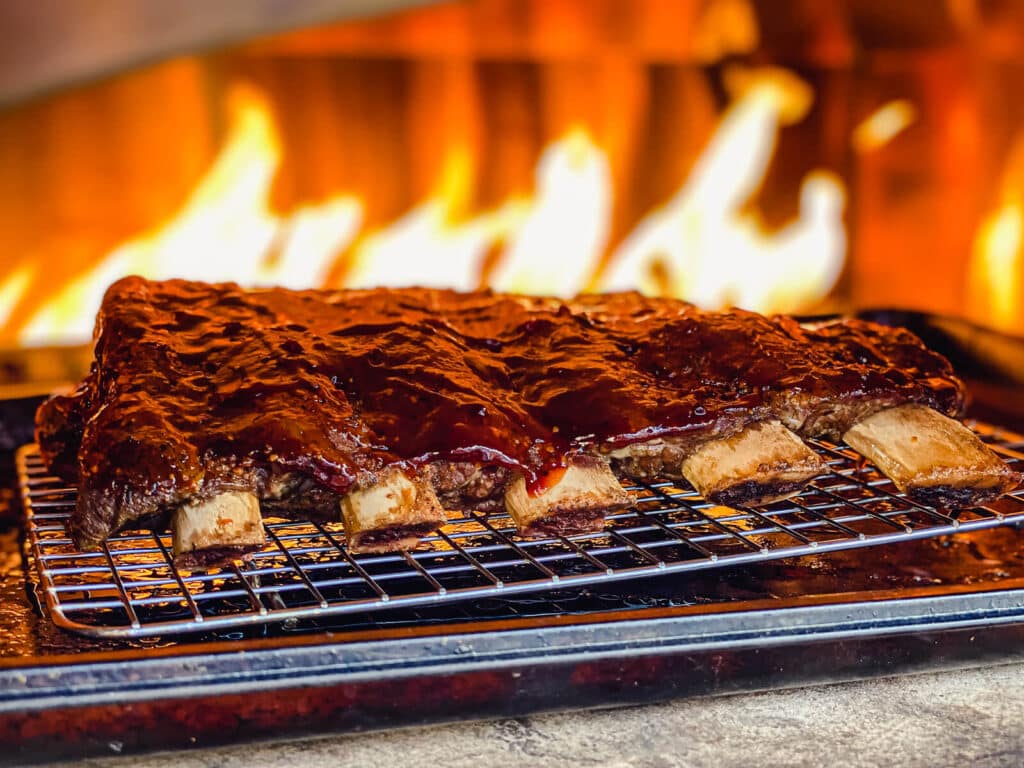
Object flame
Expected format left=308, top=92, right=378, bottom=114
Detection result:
left=0, top=266, right=33, bottom=329
left=19, top=85, right=362, bottom=344
left=348, top=127, right=608, bottom=297
left=598, top=67, right=846, bottom=314
left=692, top=0, right=759, bottom=63
left=490, top=127, right=611, bottom=296
left=968, top=136, right=1024, bottom=331
left=852, top=100, right=917, bottom=152
left=17, top=67, right=850, bottom=344
left=345, top=146, right=528, bottom=291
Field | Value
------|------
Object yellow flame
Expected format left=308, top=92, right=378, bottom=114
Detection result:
left=973, top=204, right=1022, bottom=328
left=20, top=68, right=850, bottom=343
left=490, top=126, right=611, bottom=296
left=599, top=67, right=846, bottom=314
left=969, top=136, right=1024, bottom=332
left=346, top=146, right=529, bottom=290
left=19, top=84, right=362, bottom=345
left=0, top=265, right=33, bottom=329
left=693, top=0, right=759, bottom=63
left=852, top=100, right=917, bottom=152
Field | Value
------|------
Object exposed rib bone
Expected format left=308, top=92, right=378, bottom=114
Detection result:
left=504, top=457, right=631, bottom=537
left=340, top=467, right=447, bottom=553
left=681, top=420, right=826, bottom=506
left=173, top=491, right=265, bottom=568
left=843, top=404, right=1020, bottom=507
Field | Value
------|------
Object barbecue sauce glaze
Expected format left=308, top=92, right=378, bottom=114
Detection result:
left=37, top=277, right=964, bottom=545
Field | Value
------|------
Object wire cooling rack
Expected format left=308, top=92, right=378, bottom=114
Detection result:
left=18, top=422, right=1024, bottom=639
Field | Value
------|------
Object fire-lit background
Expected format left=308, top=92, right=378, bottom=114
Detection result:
left=1, top=0, right=1023, bottom=346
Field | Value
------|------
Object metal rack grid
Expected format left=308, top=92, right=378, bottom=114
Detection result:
left=18, top=421, right=1024, bottom=639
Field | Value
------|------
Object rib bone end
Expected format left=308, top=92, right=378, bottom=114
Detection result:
left=341, top=467, right=447, bottom=553
left=173, top=491, right=265, bottom=568
left=681, top=420, right=826, bottom=506
left=504, top=457, right=631, bottom=538
left=843, top=404, right=1021, bottom=507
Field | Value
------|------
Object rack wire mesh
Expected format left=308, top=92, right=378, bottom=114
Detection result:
left=18, top=421, right=1024, bottom=638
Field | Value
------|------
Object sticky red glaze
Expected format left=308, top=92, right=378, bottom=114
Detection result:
left=37, top=277, right=965, bottom=541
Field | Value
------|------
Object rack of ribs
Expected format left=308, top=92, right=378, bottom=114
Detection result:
left=35, top=277, right=1021, bottom=565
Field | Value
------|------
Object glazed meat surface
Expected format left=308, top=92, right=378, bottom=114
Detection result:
left=37, top=277, right=965, bottom=549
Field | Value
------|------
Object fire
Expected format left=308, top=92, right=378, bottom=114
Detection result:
left=345, top=147, right=529, bottom=291
left=14, top=67, right=849, bottom=345
left=852, top=100, right=917, bottom=153
left=0, top=266, right=33, bottom=330
left=598, top=67, right=846, bottom=313
left=18, top=85, right=363, bottom=344
left=490, top=127, right=611, bottom=296
left=692, top=0, right=759, bottom=62
left=968, top=136, right=1024, bottom=331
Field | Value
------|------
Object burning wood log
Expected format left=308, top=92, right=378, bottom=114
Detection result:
left=843, top=404, right=1021, bottom=507
left=680, top=420, right=826, bottom=506
left=172, top=491, right=265, bottom=568
left=339, top=467, right=447, bottom=553
left=504, top=457, right=631, bottom=537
